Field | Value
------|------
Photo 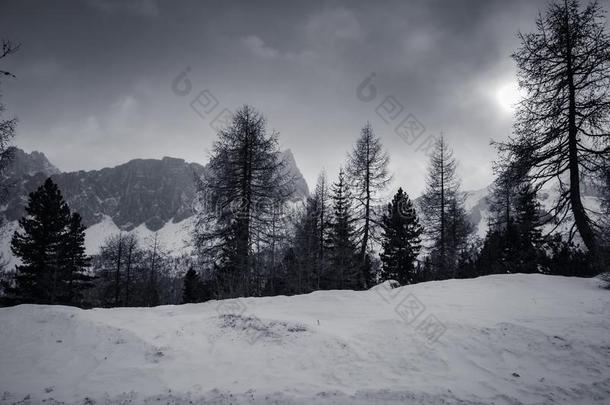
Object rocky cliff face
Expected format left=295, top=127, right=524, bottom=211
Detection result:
left=51, top=157, right=205, bottom=231
left=0, top=147, right=62, bottom=223
left=0, top=148, right=309, bottom=233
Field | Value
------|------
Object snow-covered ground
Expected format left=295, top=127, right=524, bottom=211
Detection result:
left=0, top=274, right=609, bottom=404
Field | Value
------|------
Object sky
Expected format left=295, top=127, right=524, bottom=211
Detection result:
left=2, top=0, right=606, bottom=198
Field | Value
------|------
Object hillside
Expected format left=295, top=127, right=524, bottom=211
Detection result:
left=0, top=274, right=608, bottom=404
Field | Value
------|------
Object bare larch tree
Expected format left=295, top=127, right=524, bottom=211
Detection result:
left=498, top=0, right=610, bottom=253
left=346, top=122, right=391, bottom=288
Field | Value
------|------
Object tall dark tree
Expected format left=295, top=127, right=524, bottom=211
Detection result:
left=328, top=168, right=359, bottom=289
left=379, top=188, right=423, bottom=285
left=60, top=213, right=92, bottom=304
left=487, top=164, right=523, bottom=231
left=10, top=178, right=90, bottom=305
left=143, top=233, right=163, bottom=307
left=499, top=0, right=610, bottom=255
left=476, top=180, right=545, bottom=275
left=313, top=171, right=332, bottom=289
left=346, top=122, right=391, bottom=288
left=182, top=268, right=202, bottom=304
left=195, top=105, right=293, bottom=298
left=290, top=195, right=322, bottom=293
left=420, top=137, right=470, bottom=277
left=513, top=182, right=545, bottom=272
left=122, top=234, right=140, bottom=306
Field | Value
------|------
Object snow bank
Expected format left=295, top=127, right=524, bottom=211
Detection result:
left=0, top=274, right=609, bottom=404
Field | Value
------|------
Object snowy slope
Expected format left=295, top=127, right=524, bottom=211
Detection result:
left=0, top=274, right=609, bottom=404
left=83, top=215, right=195, bottom=256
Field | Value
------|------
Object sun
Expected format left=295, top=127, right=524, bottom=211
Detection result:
left=495, top=80, right=524, bottom=114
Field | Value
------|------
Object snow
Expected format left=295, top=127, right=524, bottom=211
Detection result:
left=0, top=220, right=19, bottom=270
left=84, top=215, right=194, bottom=256
left=1, top=274, right=609, bottom=404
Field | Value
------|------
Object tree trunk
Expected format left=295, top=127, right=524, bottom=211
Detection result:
left=115, top=235, right=123, bottom=306
left=440, top=138, right=445, bottom=275
left=565, top=8, right=597, bottom=253
left=360, top=138, right=371, bottom=289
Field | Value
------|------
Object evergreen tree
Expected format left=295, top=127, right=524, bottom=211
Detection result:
left=60, top=213, right=92, bottom=304
left=182, top=268, right=202, bottom=303
left=488, top=166, right=520, bottom=232
left=328, top=169, right=359, bottom=289
left=379, top=188, right=423, bottom=285
left=446, top=195, right=473, bottom=265
left=290, top=195, right=321, bottom=293
left=476, top=180, right=545, bottom=275
left=513, top=182, right=544, bottom=273
left=313, top=171, right=332, bottom=289
left=10, top=178, right=91, bottom=305
left=346, top=122, right=391, bottom=288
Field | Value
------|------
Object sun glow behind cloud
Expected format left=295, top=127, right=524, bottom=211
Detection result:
left=495, top=80, right=524, bottom=115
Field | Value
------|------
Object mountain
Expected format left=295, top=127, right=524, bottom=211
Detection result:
left=1, top=149, right=205, bottom=231
left=0, top=148, right=309, bottom=258
left=280, top=149, right=309, bottom=198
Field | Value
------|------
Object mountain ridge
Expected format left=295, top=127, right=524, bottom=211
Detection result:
left=0, top=147, right=309, bottom=233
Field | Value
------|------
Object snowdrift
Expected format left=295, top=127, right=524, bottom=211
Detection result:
left=1, top=274, right=609, bottom=404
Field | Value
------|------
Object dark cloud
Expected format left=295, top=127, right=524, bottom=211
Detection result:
left=2, top=0, right=607, bottom=196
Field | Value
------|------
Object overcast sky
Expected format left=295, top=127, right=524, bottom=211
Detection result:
left=3, top=0, right=608, bottom=197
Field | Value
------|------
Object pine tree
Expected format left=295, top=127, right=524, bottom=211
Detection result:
left=379, top=188, right=423, bottom=285
left=60, top=213, right=92, bottom=304
left=290, top=195, right=321, bottom=293
left=346, top=122, right=391, bottom=288
left=488, top=166, right=521, bottom=231
left=313, top=171, right=332, bottom=289
left=328, top=169, right=358, bottom=289
left=10, top=178, right=91, bottom=305
left=513, top=182, right=544, bottom=273
left=182, top=268, right=201, bottom=303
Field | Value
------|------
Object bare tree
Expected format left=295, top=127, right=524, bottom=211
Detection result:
left=346, top=122, right=391, bottom=288
left=421, top=137, right=470, bottom=277
left=195, top=105, right=294, bottom=298
left=498, top=0, right=610, bottom=253
left=0, top=40, right=20, bottom=195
